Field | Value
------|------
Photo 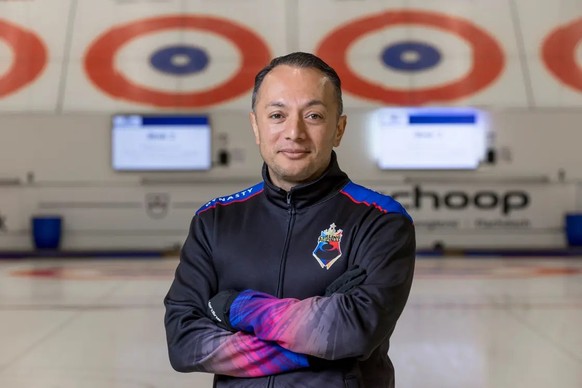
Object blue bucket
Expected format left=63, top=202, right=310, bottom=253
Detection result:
left=32, top=216, right=62, bottom=250
left=565, top=213, right=582, bottom=247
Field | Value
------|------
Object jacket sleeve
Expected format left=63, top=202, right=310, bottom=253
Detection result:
left=228, top=214, right=415, bottom=361
left=164, top=214, right=309, bottom=376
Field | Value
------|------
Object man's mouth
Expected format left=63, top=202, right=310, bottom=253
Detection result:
left=279, top=149, right=309, bottom=159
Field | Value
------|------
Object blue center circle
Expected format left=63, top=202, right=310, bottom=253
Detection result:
left=150, top=45, right=209, bottom=75
left=382, top=42, right=441, bottom=72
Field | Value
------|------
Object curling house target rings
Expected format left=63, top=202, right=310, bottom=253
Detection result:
left=316, top=10, right=505, bottom=105
left=84, top=15, right=271, bottom=108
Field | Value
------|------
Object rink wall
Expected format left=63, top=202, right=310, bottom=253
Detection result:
left=1, top=109, right=582, bottom=251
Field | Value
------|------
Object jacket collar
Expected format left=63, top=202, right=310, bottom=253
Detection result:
left=261, top=151, right=350, bottom=209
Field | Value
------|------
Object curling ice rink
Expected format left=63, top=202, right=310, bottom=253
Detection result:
left=0, top=256, right=581, bottom=388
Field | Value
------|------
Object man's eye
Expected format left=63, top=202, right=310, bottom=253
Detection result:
left=307, top=113, right=323, bottom=120
left=269, top=113, right=283, bottom=119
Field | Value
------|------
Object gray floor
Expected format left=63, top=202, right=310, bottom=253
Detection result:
left=0, top=256, right=581, bottom=387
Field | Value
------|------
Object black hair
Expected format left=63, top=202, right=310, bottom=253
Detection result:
left=251, top=52, right=343, bottom=115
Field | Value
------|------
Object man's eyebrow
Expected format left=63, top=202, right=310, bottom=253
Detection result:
left=264, top=100, right=327, bottom=109
left=305, top=99, right=327, bottom=108
left=265, top=101, right=285, bottom=109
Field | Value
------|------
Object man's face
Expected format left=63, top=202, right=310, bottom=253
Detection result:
left=250, top=65, right=346, bottom=191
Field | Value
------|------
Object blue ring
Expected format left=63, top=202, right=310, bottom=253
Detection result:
left=150, top=45, right=209, bottom=75
left=382, top=41, right=441, bottom=72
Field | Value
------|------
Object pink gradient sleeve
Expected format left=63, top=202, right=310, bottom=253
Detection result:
left=196, top=329, right=309, bottom=377
left=229, top=290, right=335, bottom=357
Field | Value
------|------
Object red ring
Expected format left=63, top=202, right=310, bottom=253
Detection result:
left=542, top=18, right=582, bottom=93
left=316, top=10, right=505, bottom=105
left=0, top=19, right=47, bottom=97
left=84, top=15, right=271, bottom=108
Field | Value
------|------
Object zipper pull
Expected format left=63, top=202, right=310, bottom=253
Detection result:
left=286, top=191, right=295, bottom=214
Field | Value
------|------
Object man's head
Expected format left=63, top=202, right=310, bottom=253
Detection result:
left=250, top=52, right=347, bottom=191
left=252, top=52, right=344, bottom=116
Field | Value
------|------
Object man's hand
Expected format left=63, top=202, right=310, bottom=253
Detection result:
left=324, top=266, right=367, bottom=297
left=206, top=290, right=240, bottom=332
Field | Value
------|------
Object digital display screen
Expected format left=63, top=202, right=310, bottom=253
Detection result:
left=112, top=114, right=212, bottom=171
left=370, top=107, right=488, bottom=170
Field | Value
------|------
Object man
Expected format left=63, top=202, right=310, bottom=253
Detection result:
left=164, top=52, right=416, bottom=387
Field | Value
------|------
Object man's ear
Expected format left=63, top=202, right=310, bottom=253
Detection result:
left=334, top=115, right=347, bottom=147
left=249, top=111, right=260, bottom=145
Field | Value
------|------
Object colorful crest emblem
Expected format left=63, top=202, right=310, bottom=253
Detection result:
left=312, top=223, right=343, bottom=270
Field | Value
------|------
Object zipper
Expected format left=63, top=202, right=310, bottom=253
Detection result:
left=268, top=192, right=296, bottom=387
left=276, top=191, right=296, bottom=297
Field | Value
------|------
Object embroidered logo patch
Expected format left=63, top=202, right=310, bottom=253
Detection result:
left=312, top=223, right=343, bottom=270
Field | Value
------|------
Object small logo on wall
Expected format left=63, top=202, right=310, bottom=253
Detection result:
left=313, top=223, right=344, bottom=270
left=145, top=193, right=169, bottom=219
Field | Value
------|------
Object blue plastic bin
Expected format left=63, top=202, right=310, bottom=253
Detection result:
left=32, top=216, right=63, bottom=250
left=565, top=213, right=582, bottom=247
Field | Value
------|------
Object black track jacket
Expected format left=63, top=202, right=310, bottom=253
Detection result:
left=164, top=152, right=416, bottom=387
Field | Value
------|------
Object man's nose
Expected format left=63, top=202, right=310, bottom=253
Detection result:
left=284, top=114, right=307, bottom=140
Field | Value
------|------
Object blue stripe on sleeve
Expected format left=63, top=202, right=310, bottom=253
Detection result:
left=340, top=182, right=412, bottom=222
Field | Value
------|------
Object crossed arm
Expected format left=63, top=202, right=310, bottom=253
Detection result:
left=164, top=299, right=309, bottom=377
left=164, top=216, right=312, bottom=377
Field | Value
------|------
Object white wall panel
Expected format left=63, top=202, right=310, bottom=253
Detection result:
left=370, top=182, right=577, bottom=249
left=0, top=0, right=73, bottom=111
left=516, top=0, right=582, bottom=107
